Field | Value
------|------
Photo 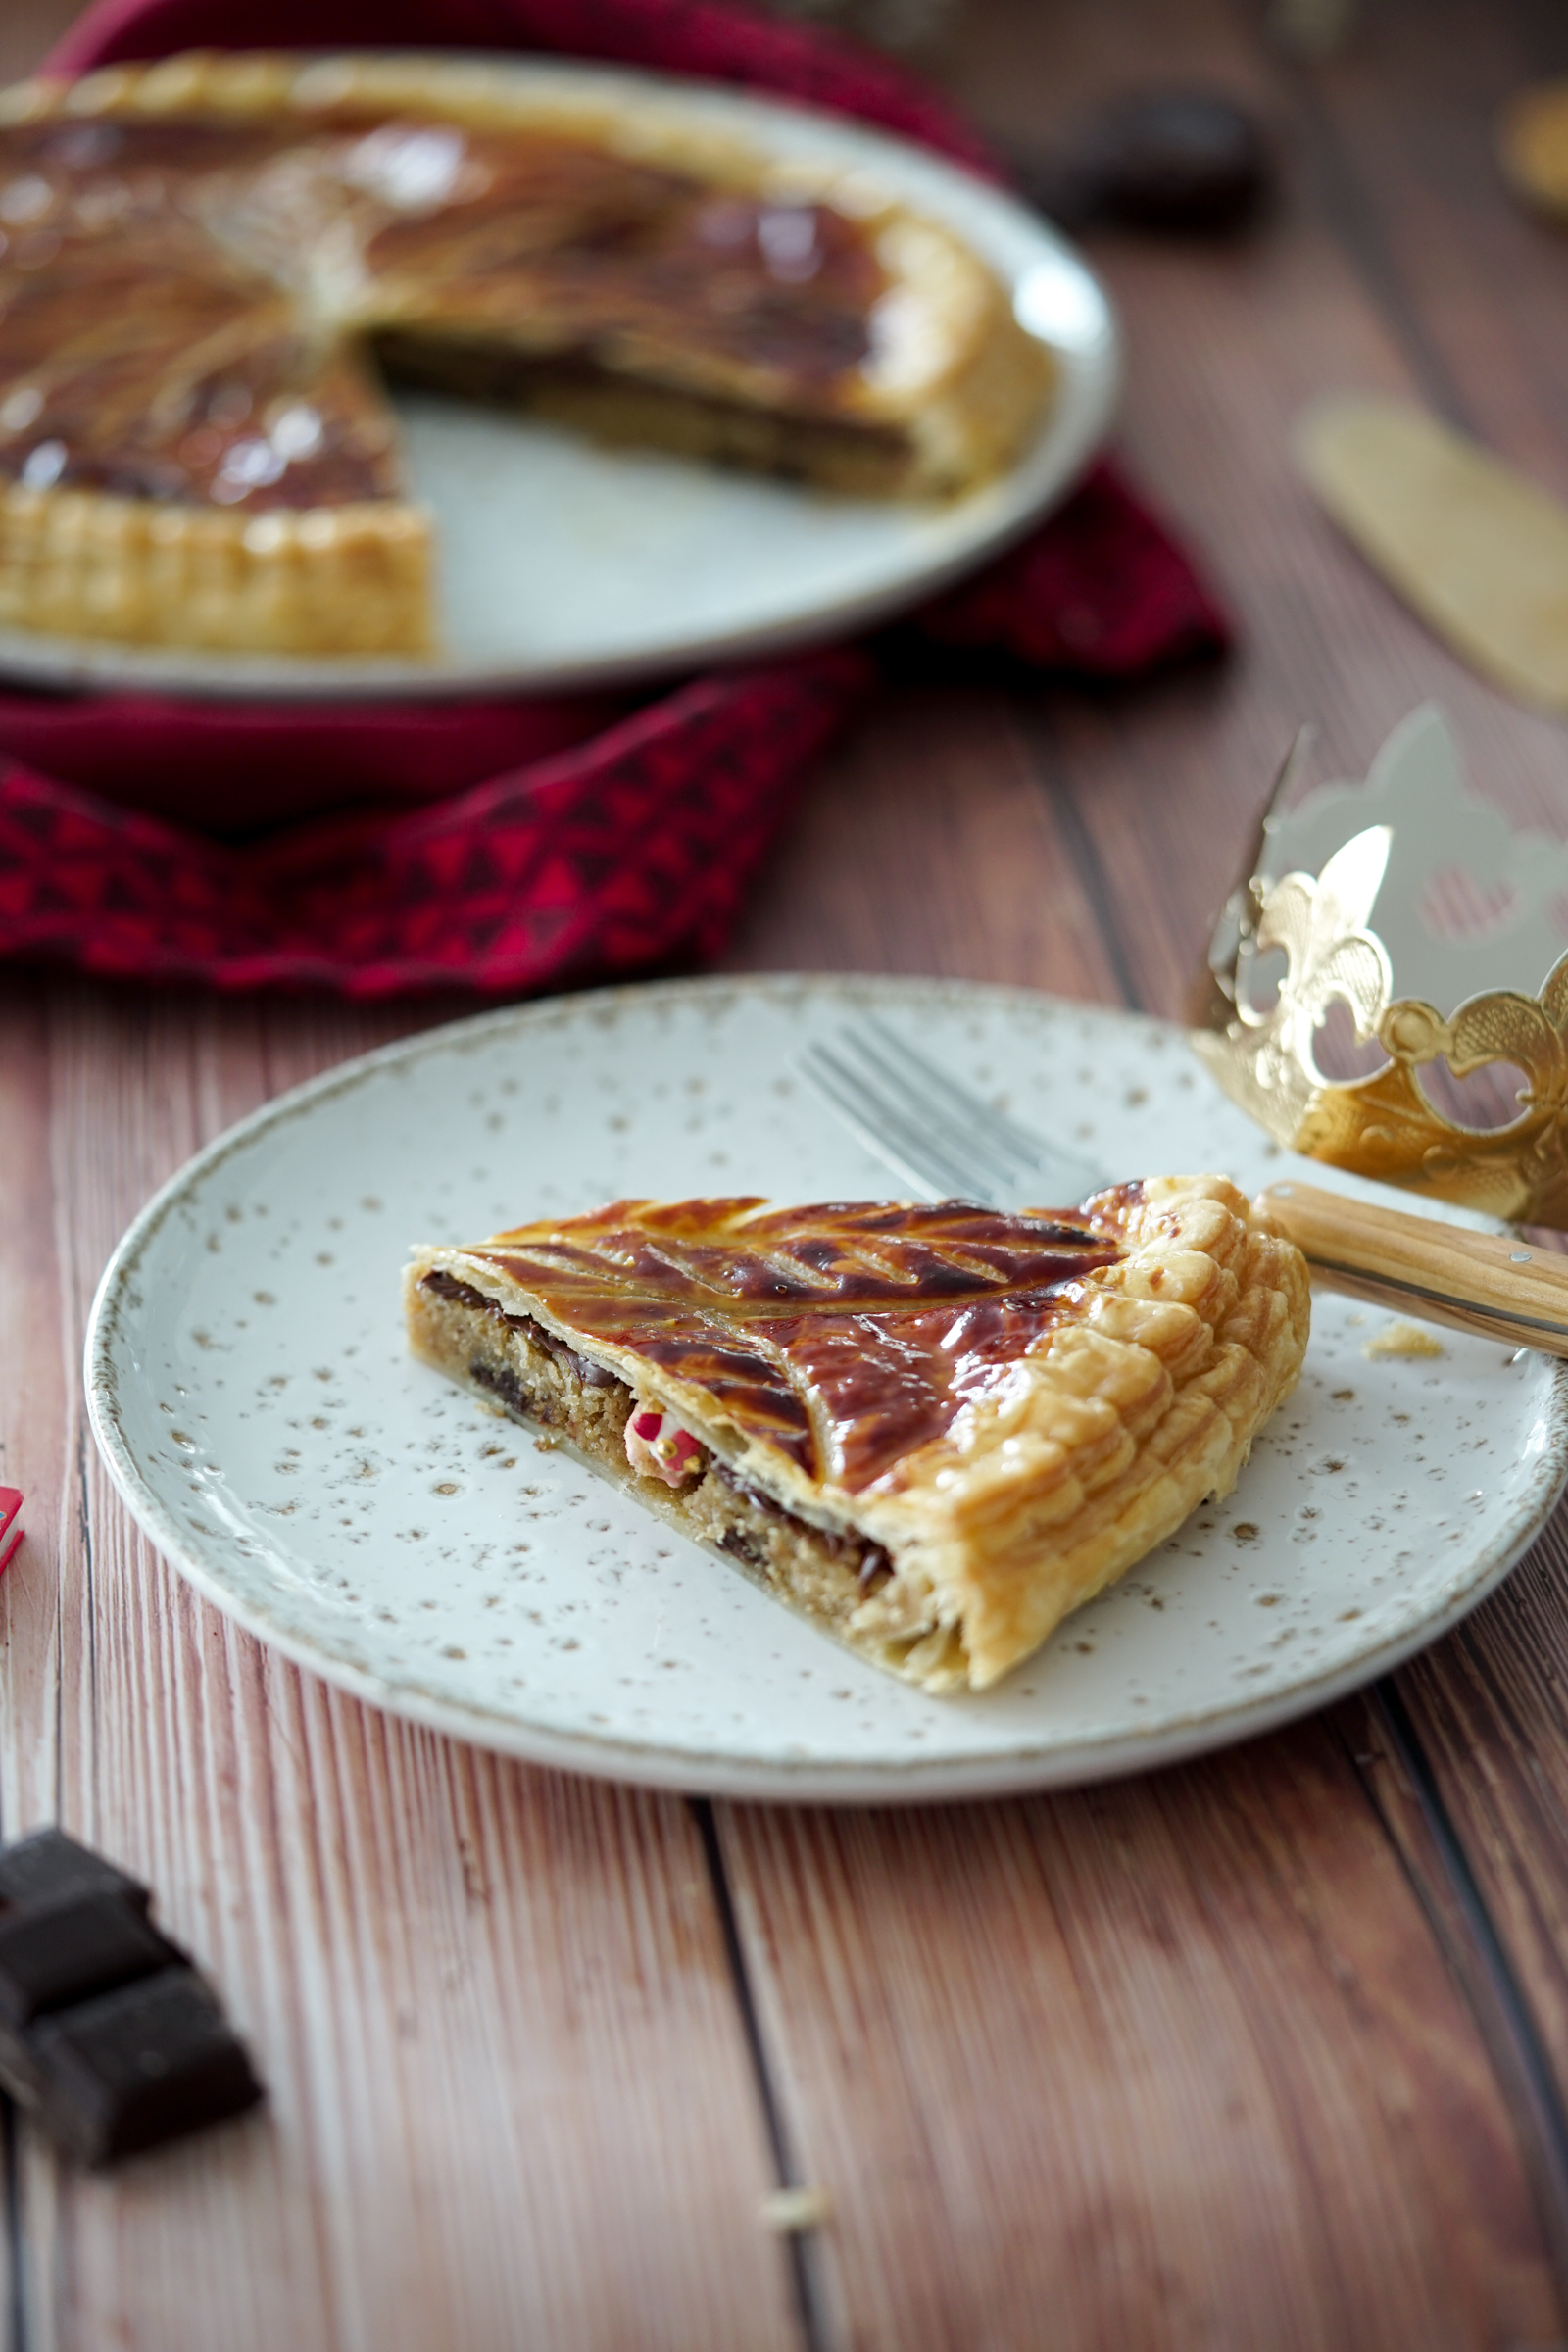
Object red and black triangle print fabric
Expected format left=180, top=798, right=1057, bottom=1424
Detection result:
left=0, top=654, right=873, bottom=996
left=0, top=0, right=1230, bottom=999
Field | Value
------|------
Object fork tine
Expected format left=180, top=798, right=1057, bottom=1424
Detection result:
left=803, top=1045, right=993, bottom=1200
left=858, top=1015, right=1069, bottom=1171
left=800, top=1045, right=995, bottom=1201
left=853, top=1016, right=1103, bottom=1199
left=849, top=1020, right=1036, bottom=1190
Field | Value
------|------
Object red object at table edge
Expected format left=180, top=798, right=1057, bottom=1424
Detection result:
left=0, top=0, right=1231, bottom=999
left=0, top=1490, right=22, bottom=1577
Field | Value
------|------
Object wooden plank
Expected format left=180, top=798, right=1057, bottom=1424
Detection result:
left=921, top=0, right=1568, bottom=2171
left=0, top=985, right=801, bottom=2352
left=1277, top=0, right=1568, bottom=481
left=3, top=1, right=1567, bottom=2345
left=0, top=979, right=72, bottom=1836
left=1334, top=1670, right=1568, bottom=2282
left=1115, top=0, right=1568, bottom=2222
left=0, top=16, right=778, bottom=2345
left=0, top=15, right=105, bottom=2335
left=943, top=0, right=1568, bottom=1024
left=0, top=983, right=55, bottom=2347
left=717, top=4, right=1568, bottom=2341
left=1388, top=1527, right=1568, bottom=2129
left=724, top=686, right=1128, bottom=1002
left=715, top=1721, right=1563, bottom=2350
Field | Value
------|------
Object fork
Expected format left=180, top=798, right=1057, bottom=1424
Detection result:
left=798, top=1014, right=1568, bottom=1359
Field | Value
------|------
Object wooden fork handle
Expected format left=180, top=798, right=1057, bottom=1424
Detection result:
left=1257, top=1181, right=1568, bottom=1357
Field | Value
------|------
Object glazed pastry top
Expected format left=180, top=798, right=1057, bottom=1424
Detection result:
left=470, top=1194, right=1130, bottom=1492
left=0, top=102, right=891, bottom=514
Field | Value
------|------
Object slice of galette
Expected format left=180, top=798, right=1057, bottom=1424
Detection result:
left=404, top=1177, right=1309, bottom=1693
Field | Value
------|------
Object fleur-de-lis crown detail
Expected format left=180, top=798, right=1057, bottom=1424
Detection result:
left=1193, top=709, right=1568, bottom=1227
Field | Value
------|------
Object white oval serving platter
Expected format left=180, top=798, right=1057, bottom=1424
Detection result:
left=86, top=975, right=1568, bottom=1800
left=0, top=61, right=1117, bottom=702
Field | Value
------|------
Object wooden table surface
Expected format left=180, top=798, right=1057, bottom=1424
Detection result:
left=7, top=1, right=1568, bottom=2344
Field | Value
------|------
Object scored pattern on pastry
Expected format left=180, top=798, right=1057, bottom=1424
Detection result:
left=468, top=1197, right=1122, bottom=1486
left=0, top=52, right=1053, bottom=656
left=405, top=1176, right=1310, bottom=1692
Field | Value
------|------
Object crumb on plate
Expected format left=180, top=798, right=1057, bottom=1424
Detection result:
left=1363, top=1319, right=1446, bottom=1360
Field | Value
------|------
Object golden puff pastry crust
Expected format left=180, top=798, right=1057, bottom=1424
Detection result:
left=0, top=51, right=1054, bottom=656
left=404, top=1176, right=1310, bottom=1693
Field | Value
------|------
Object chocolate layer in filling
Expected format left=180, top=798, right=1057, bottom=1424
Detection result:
left=0, top=111, right=906, bottom=513
left=371, top=333, right=918, bottom=494
left=413, top=1270, right=893, bottom=1624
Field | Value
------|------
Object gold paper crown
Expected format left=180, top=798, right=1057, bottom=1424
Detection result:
left=1193, top=706, right=1568, bottom=1227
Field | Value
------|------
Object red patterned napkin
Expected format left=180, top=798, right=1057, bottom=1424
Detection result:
left=0, top=0, right=1229, bottom=998
left=1, top=654, right=870, bottom=991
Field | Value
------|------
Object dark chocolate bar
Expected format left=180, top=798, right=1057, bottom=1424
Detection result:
left=0, top=1829, right=262, bottom=2163
left=0, top=1890, right=177, bottom=2027
left=0, top=1829, right=149, bottom=1915
left=33, top=1969, right=263, bottom=2166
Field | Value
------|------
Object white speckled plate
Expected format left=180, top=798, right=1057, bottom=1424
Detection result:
left=0, top=61, right=1116, bottom=702
left=86, top=976, right=1568, bottom=1800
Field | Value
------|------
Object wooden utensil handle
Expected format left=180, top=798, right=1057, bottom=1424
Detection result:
left=1258, top=1181, right=1568, bottom=1357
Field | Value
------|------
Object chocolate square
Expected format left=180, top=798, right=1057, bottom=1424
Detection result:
left=0, top=1831, right=149, bottom=1916
left=0, top=1890, right=178, bottom=2027
left=31, top=1968, right=263, bottom=2166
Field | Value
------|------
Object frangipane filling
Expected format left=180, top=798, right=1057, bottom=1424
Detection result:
left=416, top=1270, right=895, bottom=1630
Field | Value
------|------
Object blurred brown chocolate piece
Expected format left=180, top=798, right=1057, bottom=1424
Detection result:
left=1020, top=90, right=1272, bottom=234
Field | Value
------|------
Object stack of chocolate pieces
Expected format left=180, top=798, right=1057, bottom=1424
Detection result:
left=0, top=1829, right=262, bottom=2164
